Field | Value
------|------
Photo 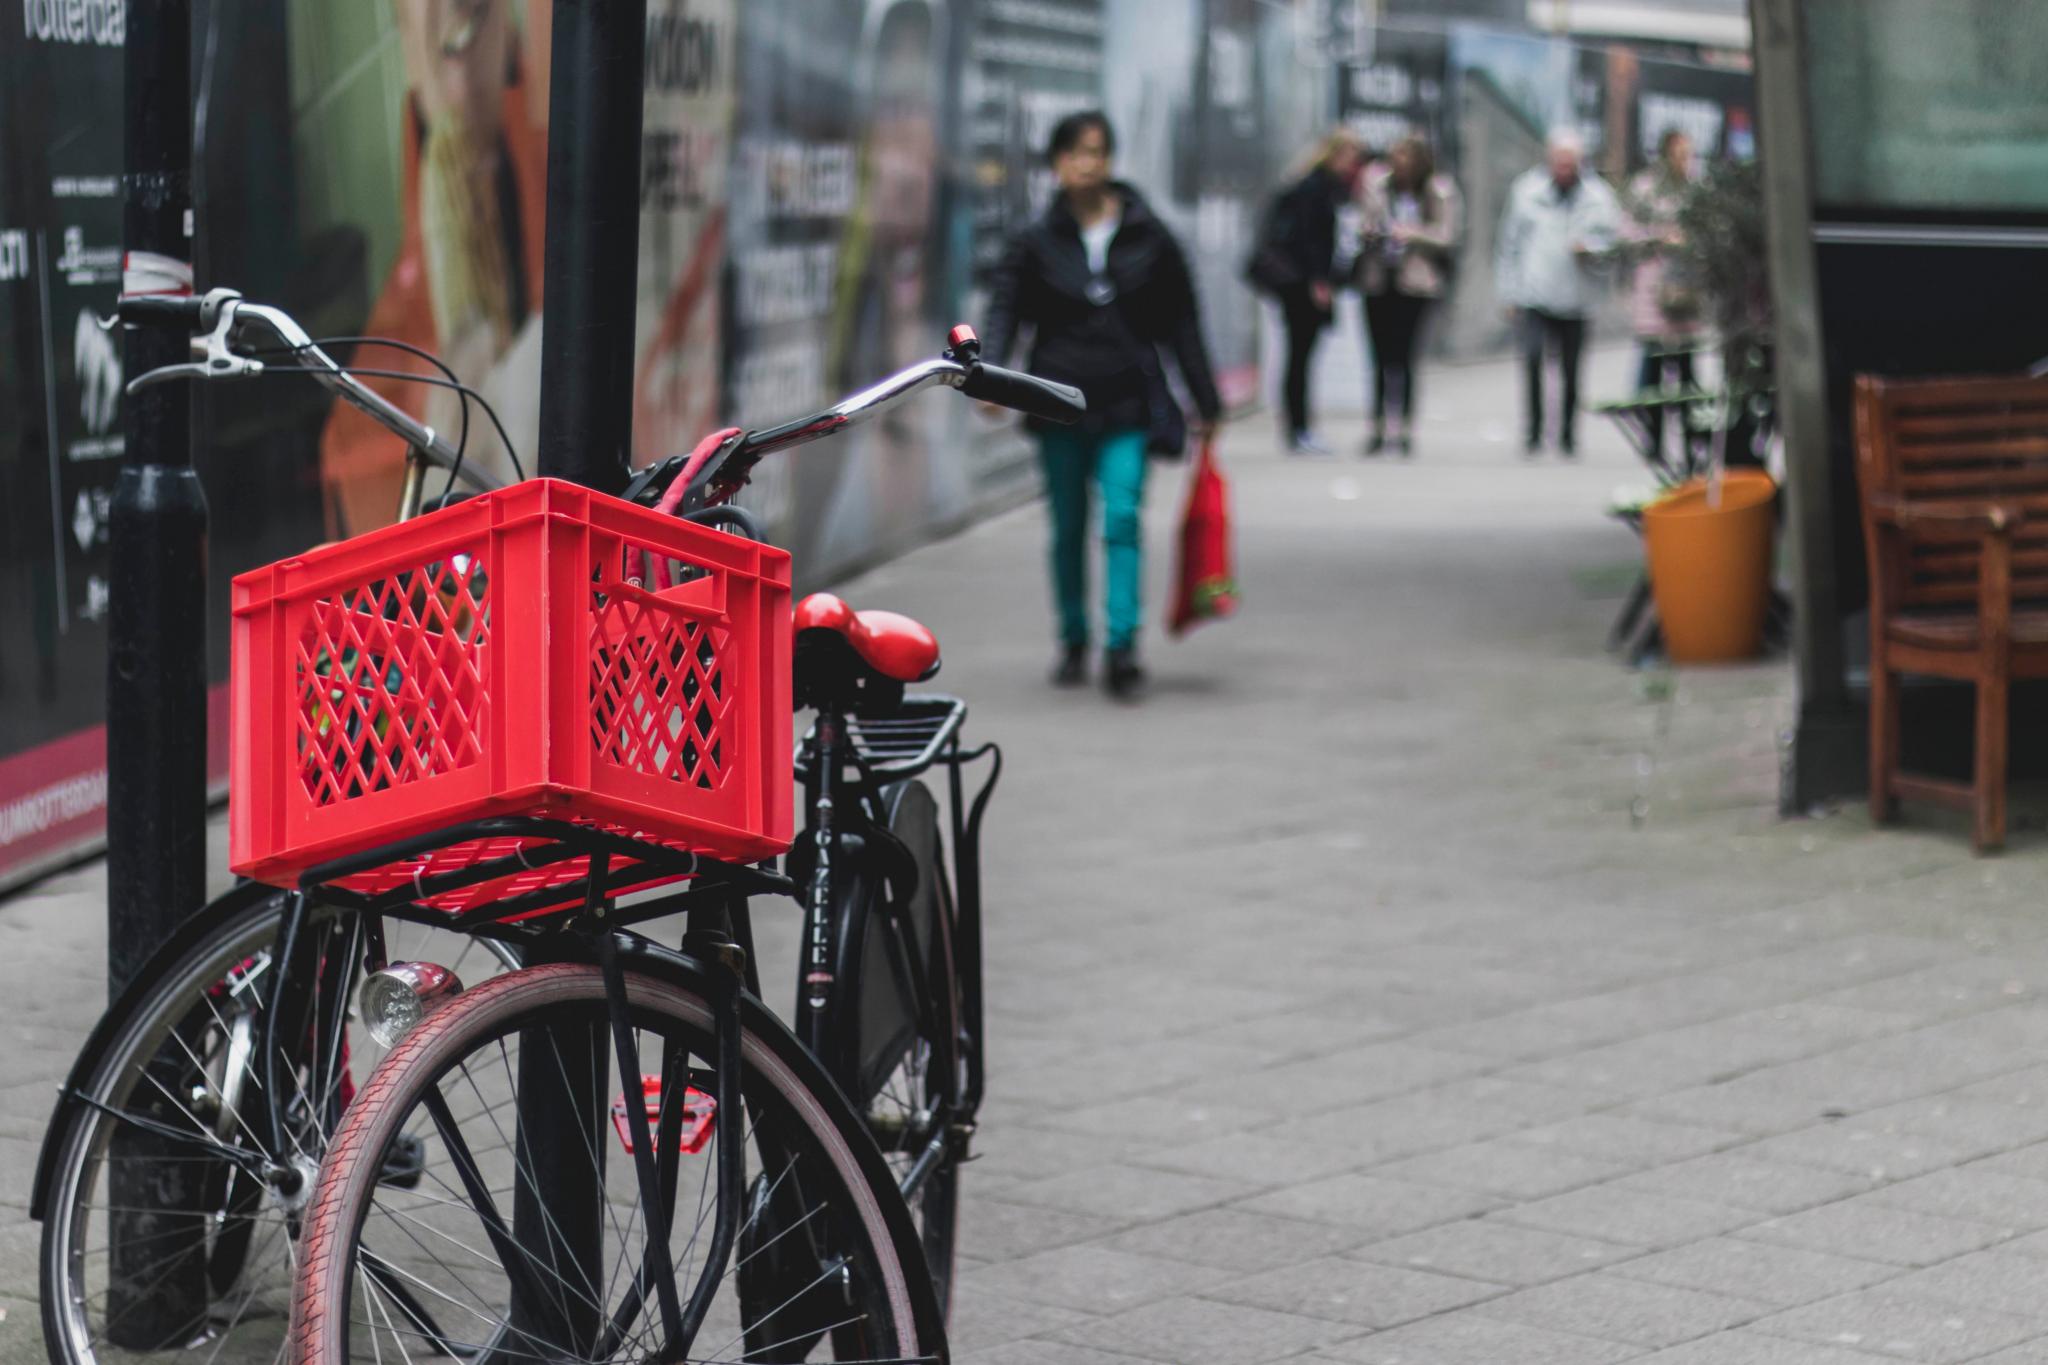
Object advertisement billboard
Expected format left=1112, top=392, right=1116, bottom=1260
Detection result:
left=1337, top=28, right=1450, bottom=162
left=1, top=10, right=132, bottom=883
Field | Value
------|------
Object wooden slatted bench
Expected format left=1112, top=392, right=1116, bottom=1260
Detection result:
left=1854, top=372, right=2048, bottom=851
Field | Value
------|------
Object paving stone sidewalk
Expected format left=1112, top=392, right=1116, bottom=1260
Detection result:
left=9, top=347, right=2048, bottom=1362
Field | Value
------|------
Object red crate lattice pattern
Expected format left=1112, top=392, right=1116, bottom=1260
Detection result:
left=295, top=551, right=490, bottom=808
left=588, top=571, right=733, bottom=793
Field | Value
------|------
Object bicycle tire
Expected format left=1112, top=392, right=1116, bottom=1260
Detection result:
left=290, top=960, right=940, bottom=1364
left=37, top=887, right=517, bottom=1365
left=827, top=779, right=965, bottom=1319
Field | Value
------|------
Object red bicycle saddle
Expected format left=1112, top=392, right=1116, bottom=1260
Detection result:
left=794, top=593, right=941, bottom=682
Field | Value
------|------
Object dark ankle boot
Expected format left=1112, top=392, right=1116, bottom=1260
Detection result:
left=1052, top=644, right=1087, bottom=686
left=1104, top=647, right=1145, bottom=699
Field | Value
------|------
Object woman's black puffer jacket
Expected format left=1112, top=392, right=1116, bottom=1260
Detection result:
left=980, top=182, right=1221, bottom=438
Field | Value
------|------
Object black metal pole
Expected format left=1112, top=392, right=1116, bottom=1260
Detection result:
left=110, top=0, right=207, bottom=991
left=509, top=2, right=646, bottom=1348
left=535, top=0, right=648, bottom=491
left=105, top=0, right=209, bottom=1346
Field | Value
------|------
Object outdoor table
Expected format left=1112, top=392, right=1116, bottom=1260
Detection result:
left=1596, top=384, right=1719, bottom=484
left=1594, top=387, right=1721, bottom=665
left=1601, top=493, right=1662, bottom=663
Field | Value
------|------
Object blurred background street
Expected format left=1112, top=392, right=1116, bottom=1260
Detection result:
left=19, top=0, right=2048, bottom=1358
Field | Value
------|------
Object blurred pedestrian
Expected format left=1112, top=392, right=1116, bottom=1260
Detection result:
left=1495, top=128, right=1620, bottom=458
left=1250, top=129, right=1365, bottom=455
left=1623, top=128, right=1704, bottom=466
left=1357, top=133, right=1461, bottom=457
left=981, top=110, right=1222, bottom=699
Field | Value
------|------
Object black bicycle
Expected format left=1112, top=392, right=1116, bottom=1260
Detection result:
left=34, top=292, right=1076, bottom=1364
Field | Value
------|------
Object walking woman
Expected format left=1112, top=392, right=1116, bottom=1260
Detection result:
left=980, top=110, right=1221, bottom=699
left=1255, top=130, right=1364, bottom=454
left=1623, top=129, right=1704, bottom=466
left=1357, top=133, right=1460, bottom=457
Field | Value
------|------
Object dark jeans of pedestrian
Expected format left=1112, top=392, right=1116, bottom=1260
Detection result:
left=1636, top=343, right=1696, bottom=466
left=1365, top=288, right=1430, bottom=429
left=1522, top=309, right=1587, bottom=449
left=1281, top=292, right=1327, bottom=438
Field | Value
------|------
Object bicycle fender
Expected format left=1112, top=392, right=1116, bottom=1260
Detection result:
left=825, top=780, right=942, bottom=1104
left=29, top=879, right=286, bottom=1221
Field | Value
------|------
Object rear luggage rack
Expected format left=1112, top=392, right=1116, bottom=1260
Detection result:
left=299, top=815, right=793, bottom=933
left=796, top=694, right=967, bottom=781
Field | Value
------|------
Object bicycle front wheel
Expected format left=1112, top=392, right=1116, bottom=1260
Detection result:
left=38, top=888, right=519, bottom=1365
left=290, top=960, right=940, bottom=1364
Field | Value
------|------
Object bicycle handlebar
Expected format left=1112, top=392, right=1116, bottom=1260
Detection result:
left=675, top=323, right=1084, bottom=511
left=235, top=303, right=470, bottom=481
left=113, top=289, right=487, bottom=495
left=114, top=294, right=211, bottom=329
left=959, top=361, right=1085, bottom=425
left=116, top=295, right=1084, bottom=524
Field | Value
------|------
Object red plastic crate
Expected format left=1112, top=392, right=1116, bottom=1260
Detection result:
left=229, top=479, right=793, bottom=915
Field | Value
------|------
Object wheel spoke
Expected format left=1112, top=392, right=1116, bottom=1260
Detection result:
left=451, top=1049, right=592, bottom=1329
left=340, top=1249, right=561, bottom=1361
left=419, top=1083, right=589, bottom=1328
left=70, top=1083, right=268, bottom=1175
left=372, top=1199, right=505, bottom=1270
left=700, top=1255, right=854, bottom=1364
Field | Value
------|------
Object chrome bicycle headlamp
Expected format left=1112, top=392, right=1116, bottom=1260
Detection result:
left=359, top=961, right=464, bottom=1048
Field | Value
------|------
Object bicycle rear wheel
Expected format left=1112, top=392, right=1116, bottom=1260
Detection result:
left=290, top=960, right=939, bottom=1363
left=37, top=889, right=517, bottom=1365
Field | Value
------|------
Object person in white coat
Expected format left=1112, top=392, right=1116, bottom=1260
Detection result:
left=1495, top=128, right=1620, bottom=457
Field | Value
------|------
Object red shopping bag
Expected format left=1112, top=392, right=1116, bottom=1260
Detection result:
left=1167, top=438, right=1238, bottom=636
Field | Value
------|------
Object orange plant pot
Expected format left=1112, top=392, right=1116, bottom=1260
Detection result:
left=1640, top=468, right=1778, bottom=663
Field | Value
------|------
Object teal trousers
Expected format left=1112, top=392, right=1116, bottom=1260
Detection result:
left=1037, top=427, right=1149, bottom=652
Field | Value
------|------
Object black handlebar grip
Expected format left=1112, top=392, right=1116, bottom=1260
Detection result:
left=962, top=362, right=1087, bottom=425
left=115, top=295, right=207, bottom=329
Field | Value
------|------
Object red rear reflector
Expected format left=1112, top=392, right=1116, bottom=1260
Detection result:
left=611, top=1075, right=716, bottom=1155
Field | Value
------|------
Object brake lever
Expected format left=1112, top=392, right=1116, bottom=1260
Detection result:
left=127, top=362, right=217, bottom=394
left=123, top=297, right=262, bottom=395
left=125, top=353, right=264, bottom=395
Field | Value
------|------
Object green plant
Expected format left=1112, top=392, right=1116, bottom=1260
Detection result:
left=1675, top=158, right=1772, bottom=394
